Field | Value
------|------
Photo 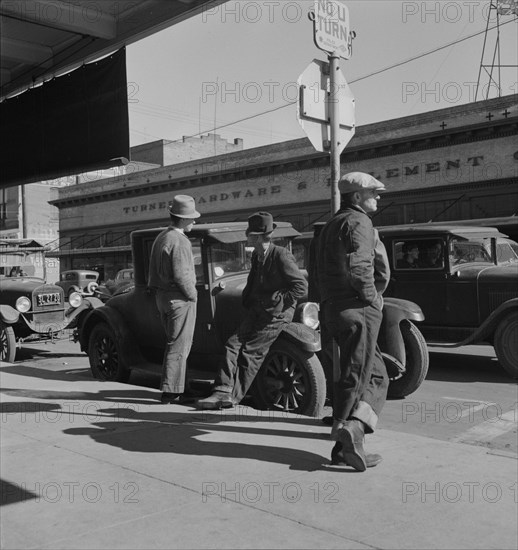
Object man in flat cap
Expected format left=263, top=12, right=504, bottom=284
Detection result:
left=148, top=195, right=201, bottom=404
left=197, top=211, right=307, bottom=409
left=315, top=172, right=390, bottom=471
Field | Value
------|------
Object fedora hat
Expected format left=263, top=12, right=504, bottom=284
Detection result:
left=246, top=211, right=277, bottom=235
left=338, top=172, right=386, bottom=194
left=168, top=195, right=201, bottom=219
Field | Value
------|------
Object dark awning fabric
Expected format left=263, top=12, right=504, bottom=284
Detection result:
left=0, top=48, right=129, bottom=188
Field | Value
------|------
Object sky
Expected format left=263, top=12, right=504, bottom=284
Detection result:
left=126, top=0, right=518, bottom=151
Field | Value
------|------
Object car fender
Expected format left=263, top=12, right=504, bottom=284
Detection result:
left=439, top=297, right=518, bottom=347
left=383, top=297, right=425, bottom=323
left=64, top=296, right=104, bottom=330
left=79, top=305, right=146, bottom=368
left=279, top=322, right=321, bottom=353
left=0, top=304, right=19, bottom=325
left=379, top=298, right=425, bottom=368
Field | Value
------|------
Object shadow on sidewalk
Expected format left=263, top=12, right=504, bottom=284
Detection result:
left=61, top=406, right=336, bottom=472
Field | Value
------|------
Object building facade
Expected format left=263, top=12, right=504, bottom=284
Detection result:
left=50, top=96, right=518, bottom=281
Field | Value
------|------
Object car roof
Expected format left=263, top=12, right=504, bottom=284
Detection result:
left=377, top=224, right=508, bottom=240
left=132, top=222, right=301, bottom=244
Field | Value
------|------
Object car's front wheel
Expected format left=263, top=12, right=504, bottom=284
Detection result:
left=494, top=311, right=518, bottom=378
left=251, top=339, right=326, bottom=417
left=0, top=322, right=16, bottom=363
left=88, top=322, right=130, bottom=382
left=386, top=320, right=429, bottom=398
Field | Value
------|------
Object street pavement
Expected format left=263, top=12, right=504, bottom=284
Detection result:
left=1, top=355, right=517, bottom=550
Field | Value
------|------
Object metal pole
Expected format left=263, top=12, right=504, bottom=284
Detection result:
left=328, top=51, right=342, bottom=391
left=329, top=52, right=341, bottom=215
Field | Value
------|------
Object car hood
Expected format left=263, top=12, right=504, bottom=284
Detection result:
left=462, top=263, right=518, bottom=283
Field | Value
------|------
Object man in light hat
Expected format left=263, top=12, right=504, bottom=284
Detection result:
left=315, top=172, right=391, bottom=471
left=196, top=211, right=307, bottom=410
left=148, top=195, right=201, bottom=404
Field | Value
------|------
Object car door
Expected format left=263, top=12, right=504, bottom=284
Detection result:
left=385, top=237, right=448, bottom=327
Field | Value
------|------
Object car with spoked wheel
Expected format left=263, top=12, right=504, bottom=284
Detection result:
left=378, top=224, right=518, bottom=378
left=0, top=239, right=94, bottom=362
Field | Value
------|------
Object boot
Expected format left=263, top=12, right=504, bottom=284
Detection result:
left=196, top=391, right=234, bottom=410
left=336, top=419, right=367, bottom=472
left=331, top=442, right=382, bottom=468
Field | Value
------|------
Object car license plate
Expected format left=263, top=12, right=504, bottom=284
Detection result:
left=37, top=293, right=61, bottom=306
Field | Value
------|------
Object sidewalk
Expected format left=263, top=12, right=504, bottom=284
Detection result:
left=1, top=360, right=517, bottom=550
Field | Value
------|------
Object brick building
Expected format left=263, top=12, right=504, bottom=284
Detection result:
left=50, top=95, right=518, bottom=281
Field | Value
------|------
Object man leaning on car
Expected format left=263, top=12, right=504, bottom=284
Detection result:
left=196, top=211, right=307, bottom=410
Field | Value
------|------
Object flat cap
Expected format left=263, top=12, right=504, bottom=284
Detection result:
left=338, top=172, right=386, bottom=194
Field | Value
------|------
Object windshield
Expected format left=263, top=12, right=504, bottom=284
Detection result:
left=449, top=237, right=493, bottom=267
left=0, top=250, right=46, bottom=278
left=208, top=237, right=294, bottom=280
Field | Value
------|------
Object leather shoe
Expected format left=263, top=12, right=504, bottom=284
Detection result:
left=160, top=392, right=181, bottom=404
left=331, top=442, right=382, bottom=468
left=321, top=415, right=333, bottom=426
left=336, top=419, right=367, bottom=472
left=196, top=391, right=234, bottom=410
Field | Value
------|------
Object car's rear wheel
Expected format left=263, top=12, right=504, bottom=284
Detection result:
left=494, top=312, right=518, bottom=378
left=0, top=322, right=16, bottom=362
left=387, top=320, right=429, bottom=398
left=251, top=339, right=326, bottom=417
left=88, top=322, right=130, bottom=382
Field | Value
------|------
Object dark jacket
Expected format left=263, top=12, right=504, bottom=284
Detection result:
left=242, top=244, right=307, bottom=315
left=316, top=205, right=390, bottom=305
left=147, top=226, right=197, bottom=301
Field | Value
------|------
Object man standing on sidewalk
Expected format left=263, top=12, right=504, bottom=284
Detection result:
left=148, top=195, right=201, bottom=404
left=316, top=172, right=390, bottom=471
left=196, top=211, right=307, bottom=410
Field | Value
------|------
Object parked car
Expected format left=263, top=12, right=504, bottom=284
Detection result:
left=76, top=222, right=429, bottom=415
left=378, top=224, right=518, bottom=378
left=55, top=270, right=100, bottom=300
left=0, top=266, right=97, bottom=362
left=94, top=268, right=134, bottom=302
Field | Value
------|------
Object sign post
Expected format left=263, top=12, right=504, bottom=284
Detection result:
left=298, top=0, right=356, bottom=398
left=298, top=0, right=355, bottom=215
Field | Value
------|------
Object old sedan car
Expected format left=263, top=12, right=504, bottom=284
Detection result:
left=378, top=224, right=518, bottom=378
left=0, top=242, right=95, bottom=362
left=77, top=222, right=429, bottom=414
left=77, top=222, right=326, bottom=416
left=94, top=268, right=134, bottom=302
left=55, top=269, right=100, bottom=300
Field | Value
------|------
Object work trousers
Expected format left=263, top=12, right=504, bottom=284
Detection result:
left=214, top=303, right=293, bottom=404
left=322, top=298, right=388, bottom=433
left=155, top=289, right=197, bottom=394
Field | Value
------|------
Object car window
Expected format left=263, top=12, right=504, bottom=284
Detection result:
left=86, top=274, right=97, bottom=280
left=393, top=239, right=444, bottom=270
left=209, top=242, right=249, bottom=280
left=449, top=237, right=493, bottom=266
left=495, top=240, right=518, bottom=263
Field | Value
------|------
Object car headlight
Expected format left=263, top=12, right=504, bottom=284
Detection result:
left=16, top=296, right=31, bottom=313
left=68, top=292, right=83, bottom=308
left=297, top=302, right=320, bottom=329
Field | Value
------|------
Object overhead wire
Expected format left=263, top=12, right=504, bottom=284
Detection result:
left=131, top=16, right=517, bottom=145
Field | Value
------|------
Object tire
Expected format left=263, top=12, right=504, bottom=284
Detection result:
left=494, top=312, right=518, bottom=378
left=0, top=322, right=16, bottom=362
left=251, top=339, right=326, bottom=417
left=88, top=322, right=130, bottom=382
left=387, top=320, right=429, bottom=398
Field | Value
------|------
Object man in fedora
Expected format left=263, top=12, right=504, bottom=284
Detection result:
left=316, top=172, right=390, bottom=471
left=148, top=195, right=201, bottom=404
left=196, top=211, right=307, bottom=410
